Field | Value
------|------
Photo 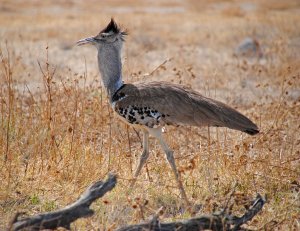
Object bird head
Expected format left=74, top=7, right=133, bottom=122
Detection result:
left=77, top=18, right=127, bottom=49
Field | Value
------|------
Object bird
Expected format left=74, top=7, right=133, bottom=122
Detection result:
left=77, top=19, right=259, bottom=206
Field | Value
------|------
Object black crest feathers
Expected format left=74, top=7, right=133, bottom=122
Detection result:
left=99, top=19, right=128, bottom=41
left=101, top=18, right=120, bottom=34
left=100, top=18, right=128, bottom=36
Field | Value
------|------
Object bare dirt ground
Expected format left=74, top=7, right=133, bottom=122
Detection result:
left=0, top=0, right=299, bottom=230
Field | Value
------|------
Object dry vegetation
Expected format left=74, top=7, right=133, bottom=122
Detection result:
left=0, top=0, right=299, bottom=230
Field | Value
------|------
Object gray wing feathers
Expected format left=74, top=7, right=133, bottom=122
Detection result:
left=116, top=82, right=259, bottom=135
left=187, top=90, right=259, bottom=135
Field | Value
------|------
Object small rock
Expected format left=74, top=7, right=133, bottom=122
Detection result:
left=235, top=37, right=263, bottom=58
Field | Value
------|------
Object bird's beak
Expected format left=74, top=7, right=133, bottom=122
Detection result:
left=76, top=37, right=96, bottom=46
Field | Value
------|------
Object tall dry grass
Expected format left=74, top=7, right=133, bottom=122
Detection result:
left=0, top=0, right=300, bottom=230
left=1, top=40, right=299, bottom=230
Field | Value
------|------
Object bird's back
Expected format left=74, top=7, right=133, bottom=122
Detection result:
left=112, top=82, right=259, bottom=135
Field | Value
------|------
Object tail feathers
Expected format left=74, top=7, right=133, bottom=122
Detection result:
left=244, top=128, right=259, bottom=135
left=209, top=101, right=260, bottom=136
left=219, top=108, right=259, bottom=135
left=180, top=89, right=260, bottom=136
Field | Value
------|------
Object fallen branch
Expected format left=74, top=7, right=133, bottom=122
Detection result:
left=8, top=175, right=265, bottom=231
left=227, top=194, right=265, bottom=230
left=117, top=194, right=265, bottom=231
left=9, top=174, right=117, bottom=231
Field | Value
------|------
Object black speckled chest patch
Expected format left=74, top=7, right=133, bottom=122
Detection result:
left=115, top=105, right=169, bottom=128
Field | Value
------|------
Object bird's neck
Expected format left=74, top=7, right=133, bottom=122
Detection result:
left=97, top=45, right=123, bottom=102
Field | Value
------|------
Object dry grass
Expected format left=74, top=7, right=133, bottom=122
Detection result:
left=0, top=0, right=300, bottom=230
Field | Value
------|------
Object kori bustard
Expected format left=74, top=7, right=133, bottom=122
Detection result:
left=77, top=19, right=259, bottom=205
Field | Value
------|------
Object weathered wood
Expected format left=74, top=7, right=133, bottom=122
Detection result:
left=116, top=194, right=265, bottom=231
left=8, top=174, right=265, bottom=231
left=9, top=174, right=117, bottom=231
left=228, top=194, right=265, bottom=231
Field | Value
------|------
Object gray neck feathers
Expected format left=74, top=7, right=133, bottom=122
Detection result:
left=97, top=44, right=123, bottom=102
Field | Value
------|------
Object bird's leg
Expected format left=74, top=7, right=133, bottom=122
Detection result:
left=148, top=128, right=190, bottom=207
left=130, top=130, right=149, bottom=187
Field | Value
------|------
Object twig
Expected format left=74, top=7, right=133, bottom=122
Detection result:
left=142, top=58, right=172, bottom=77
left=220, top=181, right=238, bottom=216
left=148, top=206, right=164, bottom=230
left=0, top=42, right=13, bottom=163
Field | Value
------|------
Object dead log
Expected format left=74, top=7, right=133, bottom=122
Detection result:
left=8, top=173, right=265, bottom=231
left=9, top=174, right=117, bottom=231
left=116, top=194, right=265, bottom=231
